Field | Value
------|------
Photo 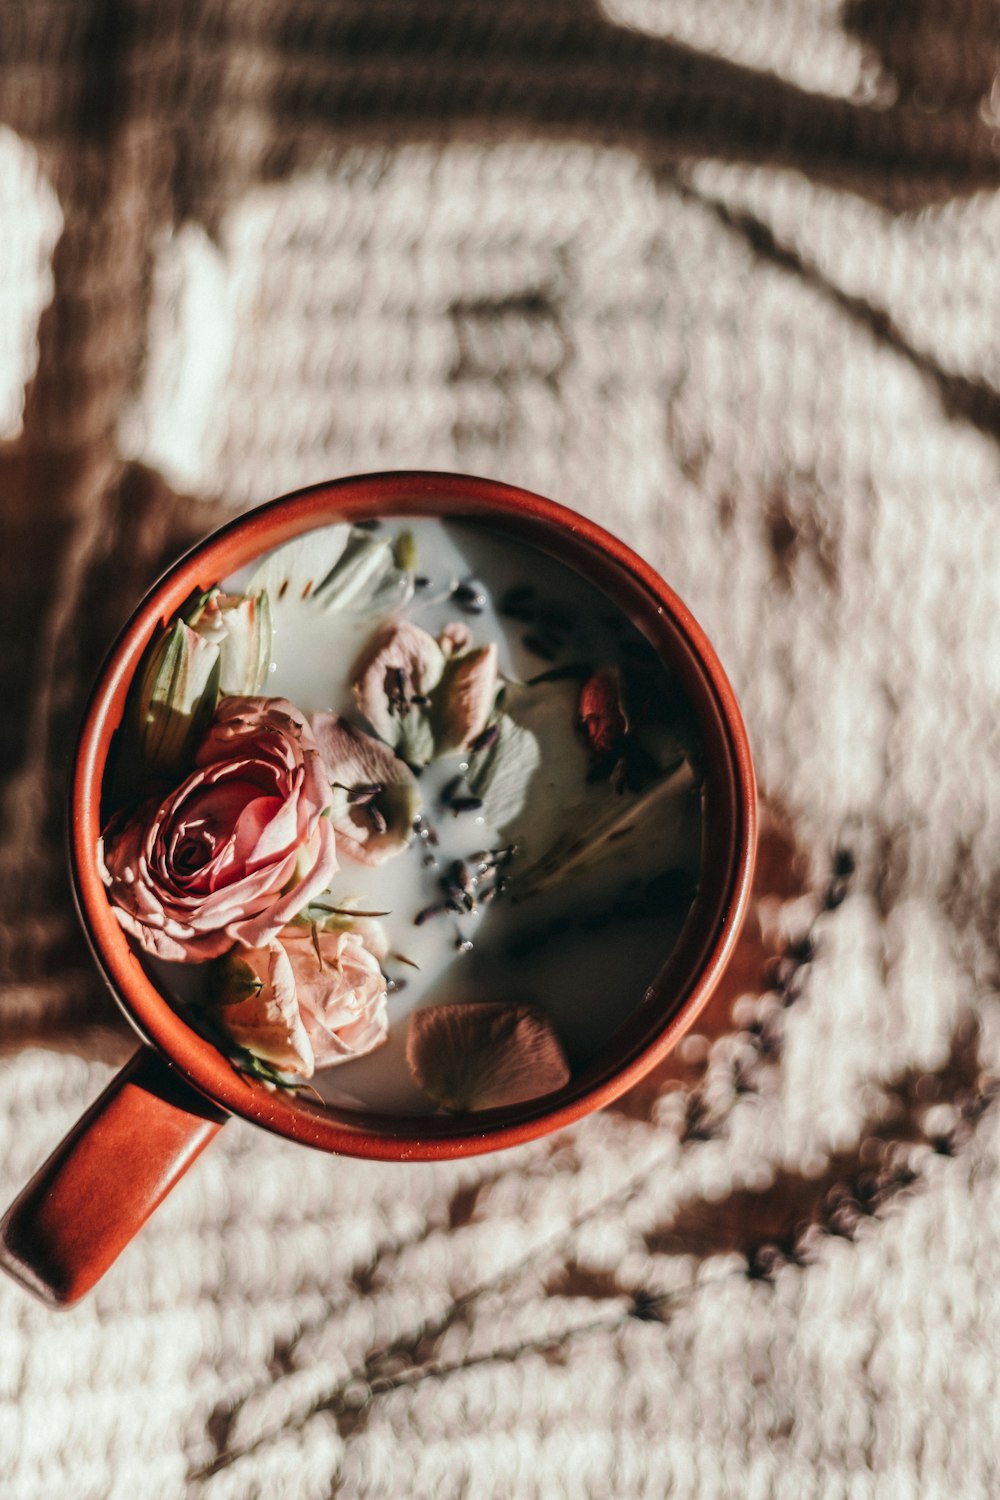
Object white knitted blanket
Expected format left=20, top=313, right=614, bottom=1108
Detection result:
left=3, top=2, right=1000, bottom=1496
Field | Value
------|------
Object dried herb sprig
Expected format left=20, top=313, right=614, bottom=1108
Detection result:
left=309, top=903, right=391, bottom=920
left=412, top=843, right=517, bottom=927
left=439, top=772, right=484, bottom=815
left=452, top=578, right=487, bottom=615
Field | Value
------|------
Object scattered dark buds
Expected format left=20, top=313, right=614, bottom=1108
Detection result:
left=522, top=634, right=558, bottom=661
left=452, top=579, right=487, bottom=614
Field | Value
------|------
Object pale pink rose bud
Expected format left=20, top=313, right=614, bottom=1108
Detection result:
left=99, top=697, right=337, bottom=963
left=216, top=942, right=315, bottom=1077
left=213, top=922, right=389, bottom=1077
left=279, top=925, right=389, bottom=1069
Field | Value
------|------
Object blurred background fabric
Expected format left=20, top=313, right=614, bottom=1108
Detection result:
left=3, top=2, right=1000, bottom=1496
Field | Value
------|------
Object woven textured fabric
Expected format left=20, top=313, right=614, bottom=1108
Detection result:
left=3, top=3, right=1000, bottom=1496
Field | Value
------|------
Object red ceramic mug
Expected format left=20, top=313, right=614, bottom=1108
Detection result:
left=1, top=472, right=756, bottom=1306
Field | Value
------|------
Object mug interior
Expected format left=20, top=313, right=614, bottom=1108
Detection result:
left=70, top=472, right=756, bottom=1159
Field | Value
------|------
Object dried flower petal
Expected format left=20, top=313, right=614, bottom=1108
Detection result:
left=465, top=678, right=585, bottom=854
left=352, top=617, right=502, bottom=766
left=406, top=1001, right=571, bottom=1112
left=466, top=712, right=541, bottom=828
left=246, top=523, right=352, bottom=603
left=247, top=522, right=413, bottom=616
left=311, top=712, right=421, bottom=865
left=433, top=643, right=499, bottom=755
left=316, top=531, right=412, bottom=613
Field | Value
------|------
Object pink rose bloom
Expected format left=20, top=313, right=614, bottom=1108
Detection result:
left=217, top=923, right=389, bottom=1078
left=99, top=697, right=337, bottom=962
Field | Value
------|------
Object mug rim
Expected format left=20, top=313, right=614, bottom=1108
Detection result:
left=69, top=470, right=756, bottom=1159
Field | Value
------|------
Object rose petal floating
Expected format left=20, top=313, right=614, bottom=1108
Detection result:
left=100, top=697, right=337, bottom=962
left=352, top=619, right=445, bottom=764
left=406, top=1001, right=570, bottom=1112
left=433, top=644, right=499, bottom=756
left=311, top=712, right=421, bottom=866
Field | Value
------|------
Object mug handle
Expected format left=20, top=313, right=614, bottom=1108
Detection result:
left=0, top=1048, right=227, bottom=1307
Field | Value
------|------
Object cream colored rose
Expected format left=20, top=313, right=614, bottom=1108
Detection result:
left=216, top=923, right=389, bottom=1078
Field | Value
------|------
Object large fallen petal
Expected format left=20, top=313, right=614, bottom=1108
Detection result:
left=406, top=1001, right=571, bottom=1112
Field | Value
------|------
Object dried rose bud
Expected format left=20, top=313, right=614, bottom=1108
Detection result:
left=578, top=668, right=628, bottom=757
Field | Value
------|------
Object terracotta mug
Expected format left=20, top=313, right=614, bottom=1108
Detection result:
left=0, top=472, right=756, bottom=1306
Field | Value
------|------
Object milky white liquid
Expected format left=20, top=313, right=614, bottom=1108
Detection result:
left=152, top=517, right=703, bottom=1114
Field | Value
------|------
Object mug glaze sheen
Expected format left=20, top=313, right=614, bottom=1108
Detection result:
left=0, top=472, right=756, bottom=1306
